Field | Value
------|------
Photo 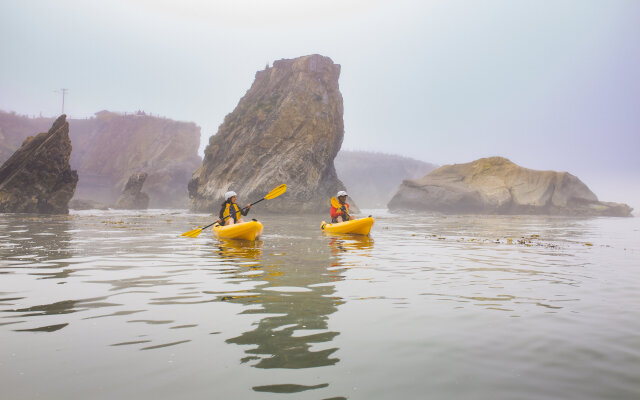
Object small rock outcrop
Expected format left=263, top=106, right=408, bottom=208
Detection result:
left=189, top=54, right=348, bottom=213
left=114, top=172, right=149, bottom=209
left=0, top=115, right=78, bottom=214
left=388, top=157, right=633, bottom=217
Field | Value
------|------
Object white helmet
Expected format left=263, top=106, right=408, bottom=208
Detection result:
left=225, top=191, right=237, bottom=201
left=337, top=190, right=348, bottom=197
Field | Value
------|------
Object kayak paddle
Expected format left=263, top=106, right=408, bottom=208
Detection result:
left=181, top=184, right=287, bottom=238
left=331, top=196, right=350, bottom=220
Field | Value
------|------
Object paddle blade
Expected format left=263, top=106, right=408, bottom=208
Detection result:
left=181, top=227, right=204, bottom=237
left=330, top=197, right=340, bottom=208
left=264, top=184, right=287, bottom=200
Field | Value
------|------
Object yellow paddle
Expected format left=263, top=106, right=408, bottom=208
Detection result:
left=181, top=184, right=287, bottom=238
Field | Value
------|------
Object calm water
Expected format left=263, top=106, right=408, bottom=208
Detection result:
left=1, top=210, right=639, bottom=400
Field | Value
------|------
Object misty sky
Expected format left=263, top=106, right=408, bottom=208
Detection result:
left=1, top=0, right=639, bottom=207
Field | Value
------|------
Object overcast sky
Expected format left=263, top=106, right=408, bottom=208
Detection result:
left=1, top=0, right=639, bottom=207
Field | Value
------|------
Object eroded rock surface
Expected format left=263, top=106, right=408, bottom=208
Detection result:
left=189, top=54, right=348, bottom=213
left=115, top=172, right=149, bottom=209
left=0, top=115, right=78, bottom=214
left=388, top=157, right=632, bottom=216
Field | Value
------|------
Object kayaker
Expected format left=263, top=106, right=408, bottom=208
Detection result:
left=218, top=191, right=251, bottom=225
left=330, top=191, right=352, bottom=223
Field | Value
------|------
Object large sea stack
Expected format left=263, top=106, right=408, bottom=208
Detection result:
left=189, top=54, right=348, bottom=213
left=0, top=115, right=78, bottom=214
left=388, top=157, right=633, bottom=217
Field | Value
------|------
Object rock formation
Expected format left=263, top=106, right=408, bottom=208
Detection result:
left=335, top=150, right=437, bottom=208
left=114, top=172, right=149, bottom=209
left=0, top=110, right=202, bottom=208
left=388, top=157, right=633, bottom=217
left=0, top=115, right=78, bottom=214
left=189, top=54, right=348, bottom=213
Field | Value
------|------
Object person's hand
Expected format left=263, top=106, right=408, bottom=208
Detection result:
left=246, top=204, right=251, bottom=209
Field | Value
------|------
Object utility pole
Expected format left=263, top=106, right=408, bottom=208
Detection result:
left=55, top=88, right=68, bottom=114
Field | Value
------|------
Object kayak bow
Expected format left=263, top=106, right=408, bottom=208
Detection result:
left=213, top=220, right=264, bottom=241
left=320, top=217, right=374, bottom=235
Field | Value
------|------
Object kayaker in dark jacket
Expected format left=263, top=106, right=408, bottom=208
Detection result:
left=218, top=191, right=251, bottom=225
left=330, top=191, right=351, bottom=223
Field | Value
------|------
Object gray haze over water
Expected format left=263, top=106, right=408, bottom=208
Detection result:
left=1, top=0, right=639, bottom=210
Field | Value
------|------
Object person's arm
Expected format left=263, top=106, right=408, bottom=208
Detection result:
left=241, top=204, right=251, bottom=216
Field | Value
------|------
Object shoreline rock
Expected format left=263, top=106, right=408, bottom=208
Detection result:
left=388, top=157, right=633, bottom=217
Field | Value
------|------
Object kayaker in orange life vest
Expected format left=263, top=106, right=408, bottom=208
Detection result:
left=330, top=191, right=354, bottom=223
left=218, top=191, right=251, bottom=226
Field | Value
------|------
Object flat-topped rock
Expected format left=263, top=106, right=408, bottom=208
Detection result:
left=388, top=157, right=632, bottom=217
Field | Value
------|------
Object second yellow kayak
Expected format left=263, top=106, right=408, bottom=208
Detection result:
left=213, top=220, right=264, bottom=241
left=320, top=217, right=374, bottom=235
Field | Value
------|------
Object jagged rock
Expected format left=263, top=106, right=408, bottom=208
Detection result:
left=114, top=172, right=149, bottom=209
left=388, top=157, right=633, bottom=217
left=189, top=54, right=349, bottom=214
left=335, top=150, right=437, bottom=208
left=0, top=115, right=78, bottom=214
left=0, top=110, right=202, bottom=208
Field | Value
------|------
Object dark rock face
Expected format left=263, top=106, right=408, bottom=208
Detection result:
left=388, top=157, right=633, bottom=217
left=189, top=54, right=348, bottom=214
left=115, top=172, right=149, bottom=209
left=0, top=115, right=78, bottom=214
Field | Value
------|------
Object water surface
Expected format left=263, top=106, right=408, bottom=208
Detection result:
left=1, top=210, right=639, bottom=399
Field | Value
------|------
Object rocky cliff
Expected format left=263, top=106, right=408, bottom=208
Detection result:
left=0, top=110, right=202, bottom=208
left=0, top=115, right=78, bottom=214
left=335, top=150, right=436, bottom=208
left=189, top=54, right=347, bottom=213
left=388, top=157, right=633, bottom=216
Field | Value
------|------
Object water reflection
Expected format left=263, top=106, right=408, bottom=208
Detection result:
left=327, top=235, right=374, bottom=256
left=215, top=239, right=263, bottom=261
left=0, top=214, right=73, bottom=271
left=219, top=236, right=344, bottom=371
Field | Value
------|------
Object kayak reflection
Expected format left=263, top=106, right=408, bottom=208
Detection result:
left=327, top=234, right=374, bottom=256
left=222, top=237, right=344, bottom=371
left=215, top=238, right=263, bottom=261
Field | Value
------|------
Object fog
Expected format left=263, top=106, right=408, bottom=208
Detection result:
left=1, top=0, right=638, bottom=211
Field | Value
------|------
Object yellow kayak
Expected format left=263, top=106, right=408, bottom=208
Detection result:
left=213, top=220, right=264, bottom=241
left=321, top=217, right=374, bottom=235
